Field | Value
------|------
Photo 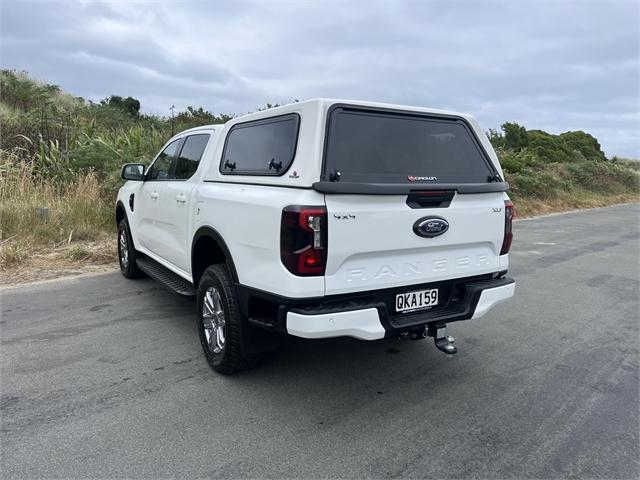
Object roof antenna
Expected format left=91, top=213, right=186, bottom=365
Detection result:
left=170, top=105, right=175, bottom=136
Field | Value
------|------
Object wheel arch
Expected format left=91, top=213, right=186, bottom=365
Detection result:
left=115, top=201, right=127, bottom=227
left=191, top=226, right=239, bottom=287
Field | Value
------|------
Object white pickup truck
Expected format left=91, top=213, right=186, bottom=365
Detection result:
left=116, top=99, right=515, bottom=374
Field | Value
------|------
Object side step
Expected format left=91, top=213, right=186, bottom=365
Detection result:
left=136, top=256, right=196, bottom=296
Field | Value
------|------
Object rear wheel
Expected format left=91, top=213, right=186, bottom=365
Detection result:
left=197, top=264, right=259, bottom=374
left=117, top=219, right=144, bottom=279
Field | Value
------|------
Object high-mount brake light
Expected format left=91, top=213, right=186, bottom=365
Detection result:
left=281, top=206, right=327, bottom=276
left=500, top=200, right=514, bottom=255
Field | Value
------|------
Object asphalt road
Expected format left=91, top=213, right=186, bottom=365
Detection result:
left=2, top=203, right=639, bottom=479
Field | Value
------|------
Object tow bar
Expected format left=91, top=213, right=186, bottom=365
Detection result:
left=400, top=323, right=458, bottom=354
left=428, top=323, right=457, bottom=354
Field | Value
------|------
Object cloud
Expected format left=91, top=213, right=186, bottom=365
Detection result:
left=1, top=0, right=638, bottom=157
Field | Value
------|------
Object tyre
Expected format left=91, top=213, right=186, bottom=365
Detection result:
left=117, top=219, right=144, bottom=279
left=197, top=264, right=259, bottom=374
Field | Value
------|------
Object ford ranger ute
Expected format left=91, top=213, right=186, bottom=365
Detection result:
left=116, top=99, right=516, bottom=374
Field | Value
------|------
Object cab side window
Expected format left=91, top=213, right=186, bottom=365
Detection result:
left=174, top=134, right=210, bottom=180
left=147, top=139, right=181, bottom=181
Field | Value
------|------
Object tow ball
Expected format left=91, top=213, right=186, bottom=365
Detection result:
left=400, top=323, right=458, bottom=354
left=427, top=323, right=457, bottom=355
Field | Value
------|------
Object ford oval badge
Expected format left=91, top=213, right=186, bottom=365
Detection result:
left=413, top=216, right=449, bottom=238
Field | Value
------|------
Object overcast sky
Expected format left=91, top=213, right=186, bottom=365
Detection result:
left=1, top=0, right=639, bottom=157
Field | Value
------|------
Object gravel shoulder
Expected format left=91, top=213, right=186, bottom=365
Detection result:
left=1, top=237, right=117, bottom=288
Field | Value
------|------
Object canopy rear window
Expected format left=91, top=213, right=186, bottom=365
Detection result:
left=323, top=107, right=496, bottom=184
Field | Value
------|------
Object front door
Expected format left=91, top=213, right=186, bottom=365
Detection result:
left=134, top=137, right=183, bottom=260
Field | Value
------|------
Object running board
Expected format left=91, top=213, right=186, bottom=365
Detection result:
left=136, top=257, right=196, bottom=296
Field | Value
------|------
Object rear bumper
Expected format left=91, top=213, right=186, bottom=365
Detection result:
left=238, top=274, right=515, bottom=341
left=471, top=282, right=516, bottom=320
left=287, top=308, right=385, bottom=340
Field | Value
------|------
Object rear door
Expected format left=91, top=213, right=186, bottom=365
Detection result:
left=321, top=106, right=507, bottom=296
left=161, top=133, right=212, bottom=272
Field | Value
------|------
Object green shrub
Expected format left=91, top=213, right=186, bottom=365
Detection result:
left=618, top=159, right=640, bottom=171
left=502, top=122, right=529, bottom=150
left=506, top=160, right=640, bottom=203
left=560, top=131, right=606, bottom=162
left=526, top=129, right=574, bottom=163
left=507, top=168, right=546, bottom=199
left=100, top=95, right=141, bottom=117
left=497, top=147, right=538, bottom=173
left=174, top=106, right=233, bottom=132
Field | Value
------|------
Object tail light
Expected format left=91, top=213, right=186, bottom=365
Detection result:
left=281, top=206, right=327, bottom=276
left=500, top=200, right=515, bottom=255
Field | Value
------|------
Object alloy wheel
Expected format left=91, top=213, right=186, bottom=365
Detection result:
left=119, top=229, right=129, bottom=268
left=202, top=287, right=226, bottom=354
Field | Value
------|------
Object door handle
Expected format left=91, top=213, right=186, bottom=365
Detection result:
left=150, top=192, right=159, bottom=200
left=175, top=194, right=187, bottom=204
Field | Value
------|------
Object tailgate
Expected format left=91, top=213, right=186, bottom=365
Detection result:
left=324, top=192, right=505, bottom=296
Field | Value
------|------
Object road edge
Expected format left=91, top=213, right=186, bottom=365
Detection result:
left=515, top=201, right=639, bottom=222
left=1, top=268, right=119, bottom=291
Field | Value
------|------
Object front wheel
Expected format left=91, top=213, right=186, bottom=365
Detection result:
left=197, top=264, right=259, bottom=374
left=117, top=219, right=144, bottom=279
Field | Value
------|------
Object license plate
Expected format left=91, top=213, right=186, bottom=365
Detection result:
left=395, top=288, right=438, bottom=313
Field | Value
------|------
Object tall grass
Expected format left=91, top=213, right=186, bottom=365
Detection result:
left=499, top=152, right=640, bottom=216
left=0, top=157, right=113, bottom=246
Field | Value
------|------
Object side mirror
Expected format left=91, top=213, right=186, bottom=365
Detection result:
left=121, top=163, right=145, bottom=181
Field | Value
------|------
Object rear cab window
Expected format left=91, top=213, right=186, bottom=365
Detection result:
left=174, top=134, right=210, bottom=180
left=220, top=114, right=300, bottom=176
left=323, top=106, right=498, bottom=185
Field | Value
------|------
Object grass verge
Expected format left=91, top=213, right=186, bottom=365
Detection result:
left=0, top=234, right=116, bottom=286
left=1, top=162, right=113, bottom=245
left=513, top=192, right=639, bottom=217
left=1, top=163, right=116, bottom=285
